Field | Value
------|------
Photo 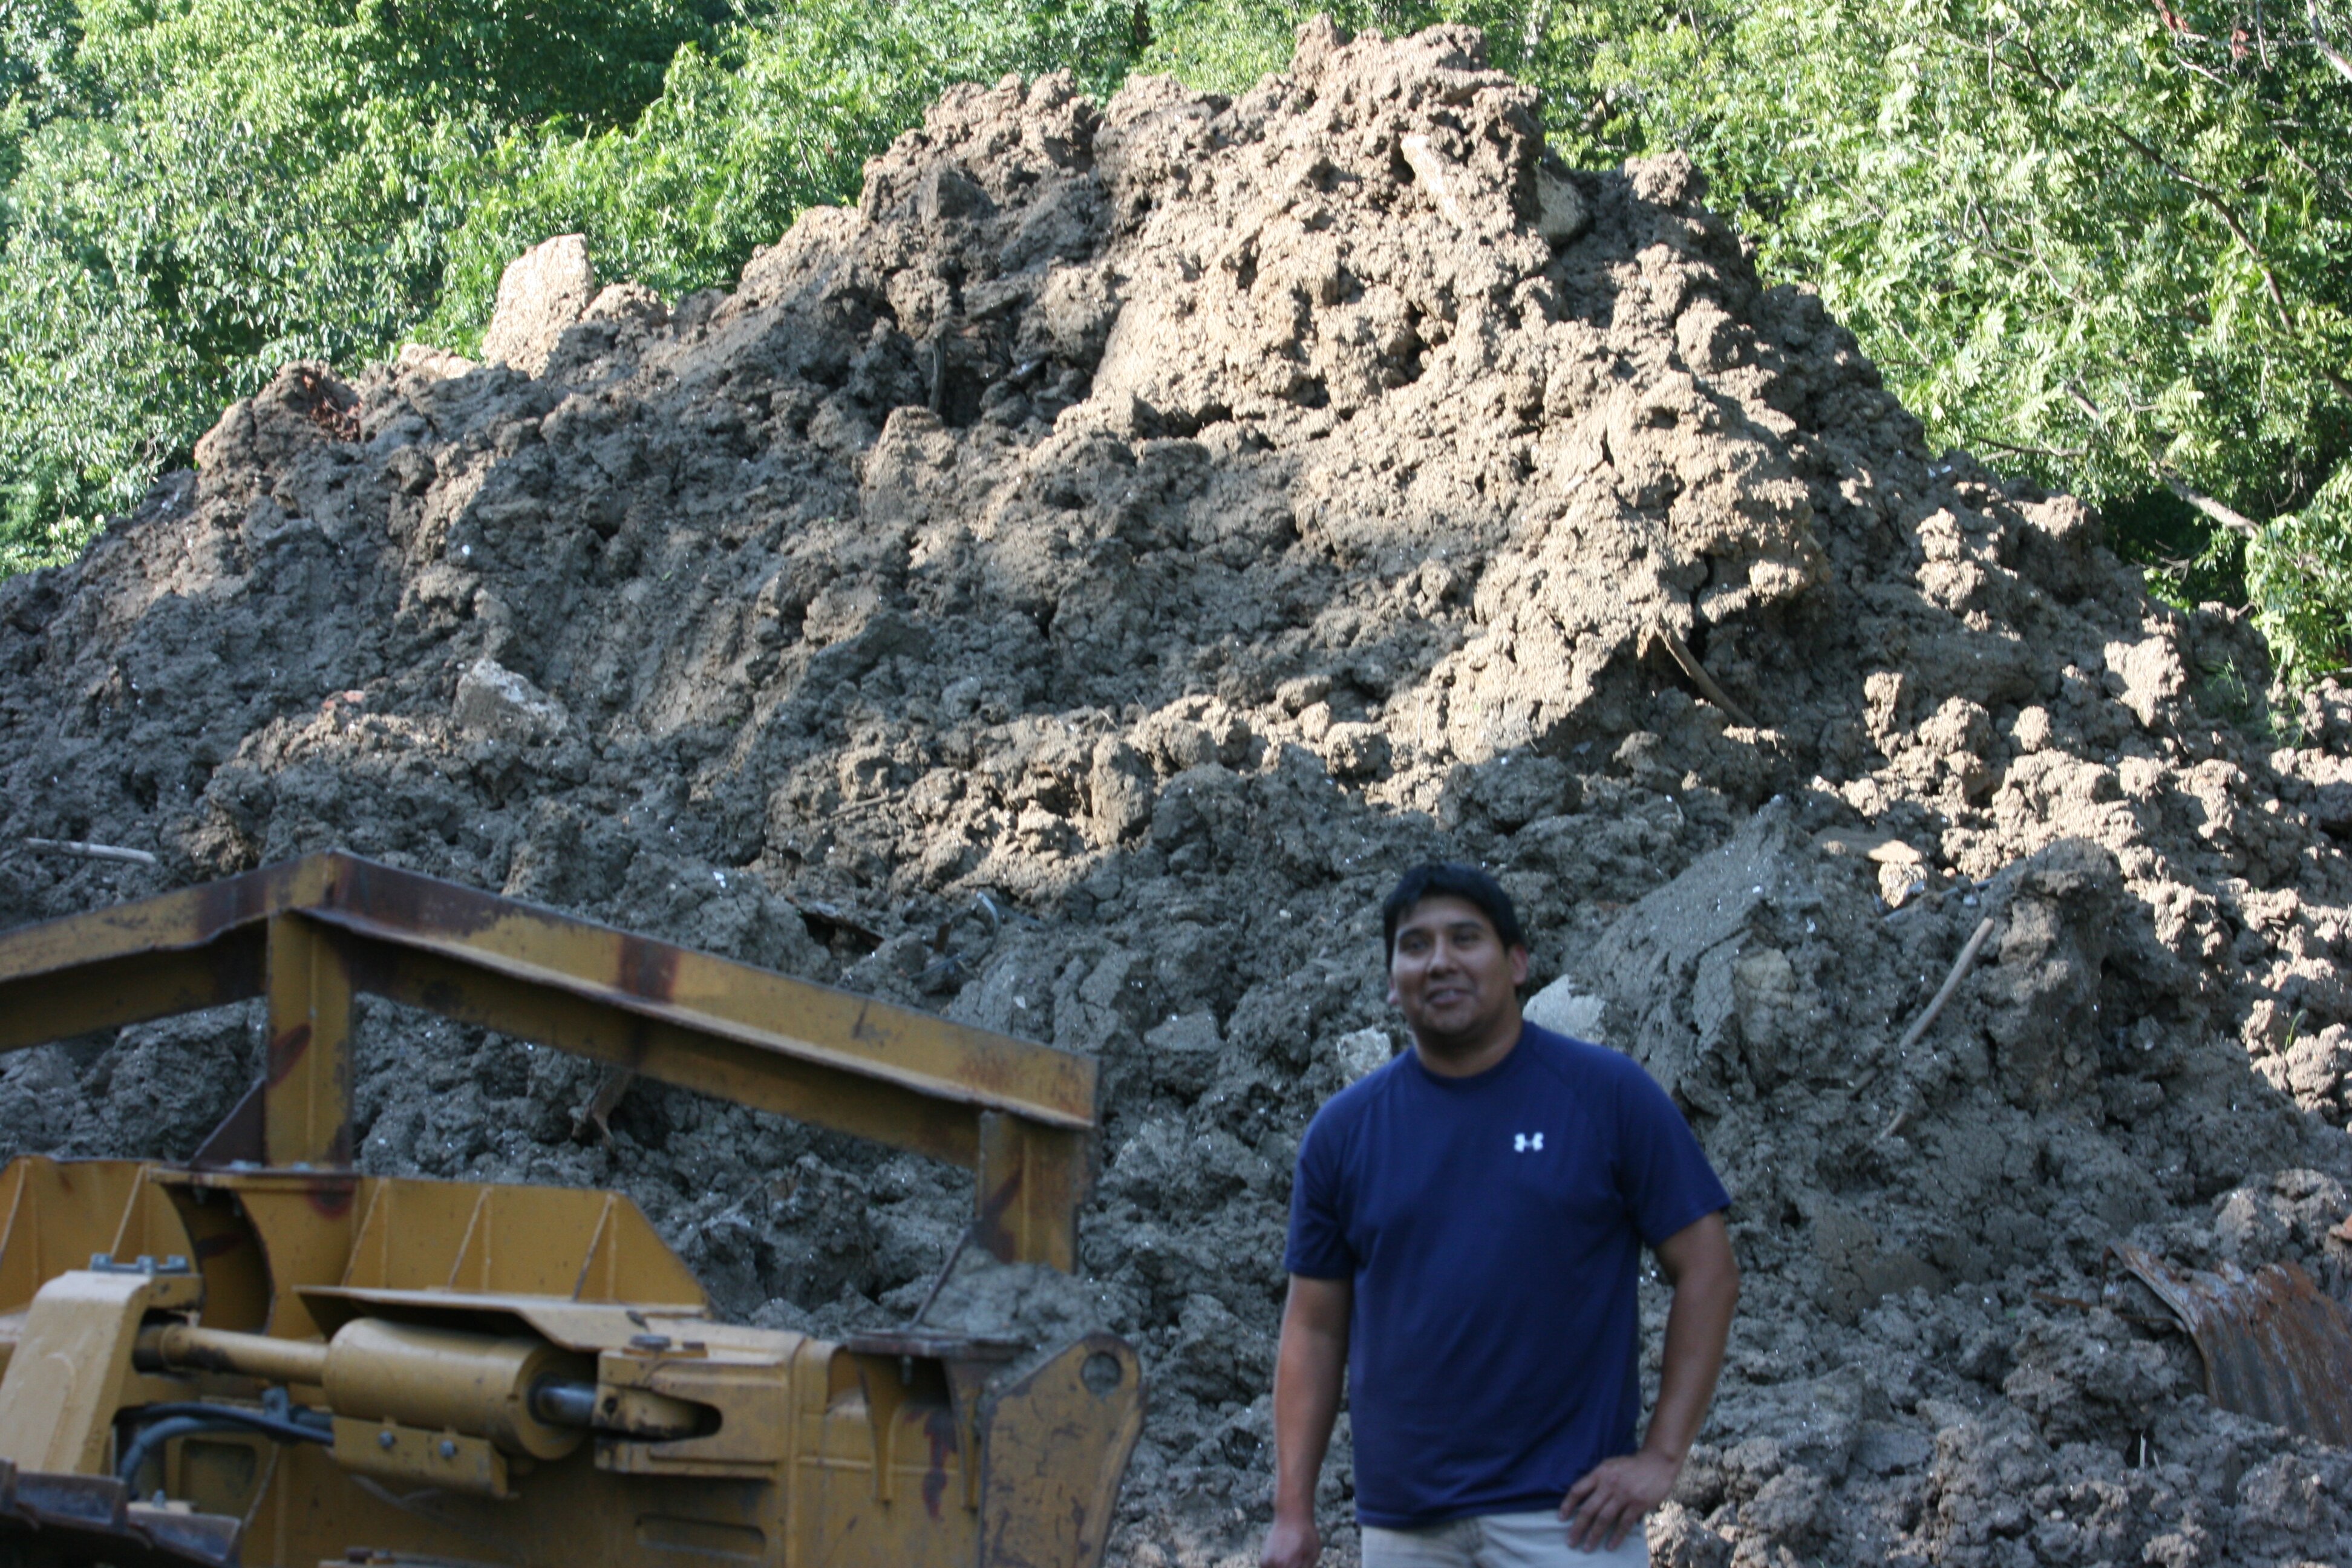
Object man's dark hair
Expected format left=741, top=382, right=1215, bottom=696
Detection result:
left=1381, top=863, right=1525, bottom=967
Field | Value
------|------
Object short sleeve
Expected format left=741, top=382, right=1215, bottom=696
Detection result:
left=1613, top=1065, right=1731, bottom=1246
left=1284, top=1108, right=1356, bottom=1279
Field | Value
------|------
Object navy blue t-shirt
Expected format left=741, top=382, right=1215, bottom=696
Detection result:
left=1284, top=1024, right=1730, bottom=1528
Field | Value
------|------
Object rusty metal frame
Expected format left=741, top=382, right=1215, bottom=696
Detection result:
left=0, top=854, right=1094, bottom=1269
left=2112, top=1244, right=2352, bottom=1445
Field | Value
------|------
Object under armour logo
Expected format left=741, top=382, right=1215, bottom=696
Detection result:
left=1514, top=1132, right=1544, bottom=1152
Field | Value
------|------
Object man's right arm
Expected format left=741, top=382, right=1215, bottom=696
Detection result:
left=1261, top=1273, right=1352, bottom=1568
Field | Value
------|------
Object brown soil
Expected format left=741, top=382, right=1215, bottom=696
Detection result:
left=5, top=19, right=2352, bottom=1566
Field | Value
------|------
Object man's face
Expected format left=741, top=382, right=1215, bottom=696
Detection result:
left=1385, top=894, right=1529, bottom=1051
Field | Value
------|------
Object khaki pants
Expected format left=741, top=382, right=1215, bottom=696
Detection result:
left=1361, top=1509, right=1651, bottom=1568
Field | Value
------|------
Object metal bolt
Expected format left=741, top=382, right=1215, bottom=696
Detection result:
left=377, top=1430, right=396, bottom=1449
left=438, top=1439, right=458, bottom=1459
left=628, top=1333, right=671, bottom=1351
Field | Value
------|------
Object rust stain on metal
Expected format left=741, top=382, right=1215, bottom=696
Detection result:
left=190, top=871, right=246, bottom=947
left=2112, top=1244, right=2352, bottom=1445
left=299, top=1172, right=358, bottom=1220
left=188, top=857, right=293, bottom=942
left=264, top=1022, right=312, bottom=1086
left=614, top=932, right=680, bottom=1004
left=923, top=1406, right=958, bottom=1519
left=974, top=1165, right=1022, bottom=1264
left=192, top=1230, right=242, bottom=1261
left=336, top=855, right=503, bottom=942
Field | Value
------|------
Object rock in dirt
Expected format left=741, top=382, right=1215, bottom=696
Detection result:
left=481, top=233, right=599, bottom=376
left=5, top=17, right=2352, bottom=1566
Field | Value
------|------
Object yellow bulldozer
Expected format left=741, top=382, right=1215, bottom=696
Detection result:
left=0, top=852, right=1143, bottom=1567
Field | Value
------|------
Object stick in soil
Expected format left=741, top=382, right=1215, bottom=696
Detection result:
left=24, top=837, right=158, bottom=867
left=570, top=1067, right=636, bottom=1145
left=1644, top=624, right=1760, bottom=730
left=1875, top=915, right=1997, bottom=1143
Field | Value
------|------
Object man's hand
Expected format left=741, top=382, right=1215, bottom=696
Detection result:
left=1259, top=1276, right=1348, bottom=1568
left=1259, top=1509, right=1321, bottom=1568
left=1559, top=1448, right=1680, bottom=1552
left=1561, top=1212, right=1738, bottom=1553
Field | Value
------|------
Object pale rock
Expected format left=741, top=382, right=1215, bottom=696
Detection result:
left=1524, top=974, right=1607, bottom=1042
left=452, top=658, right=569, bottom=744
left=480, top=235, right=599, bottom=376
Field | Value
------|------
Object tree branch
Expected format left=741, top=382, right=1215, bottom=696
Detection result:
left=2312, top=0, right=2352, bottom=82
left=1978, top=437, right=2088, bottom=460
left=1642, top=624, right=1760, bottom=729
left=2162, top=473, right=2263, bottom=537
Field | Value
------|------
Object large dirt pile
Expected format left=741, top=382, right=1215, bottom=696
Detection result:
left=6, top=19, right=2352, bottom=1564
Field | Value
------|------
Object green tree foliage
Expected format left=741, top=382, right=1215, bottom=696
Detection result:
left=0, top=0, right=1139, bottom=572
left=1558, top=0, right=2352, bottom=681
left=0, top=0, right=733, bottom=570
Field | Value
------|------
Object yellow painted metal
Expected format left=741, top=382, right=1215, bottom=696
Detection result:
left=264, top=914, right=353, bottom=1169
left=0, top=938, right=264, bottom=1054
left=0, top=1156, right=188, bottom=1312
left=0, top=853, right=325, bottom=1053
left=975, top=1111, right=1089, bottom=1270
left=168, top=1430, right=270, bottom=1519
left=202, top=1169, right=359, bottom=1341
left=0, top=852, right=1097, bottom=1267
left=330, top=1414, right=510, bottom=1498
left=359, top=941, right=992, bottom=1169
left=856, top=1350, right=921, bottom=1503
left=309, top=1294, right=762, bottom=1356
left=323, top=1318, right=590, bottom=1460
left=143, top=1322, right=330, bottom=1385
left=0, top=1158, right=1145, bottom=1568
left=979, top=1335, right=1146, bottom=1568
left=0, top=850, right=1140, bottom=1564
left=223, top=1304, right=1118, bottom=1567
left=305, top=865, right=1097, bottom=1130
left=592, top=1382, right=707, bottom=1440
left=162, top=1179, right=274, bottom=1332
left=0, top=856, right=329, bottom=982
left=0, top=1267, right=202, bottom=1472
left=339, top=1174, right=708, bottom=1306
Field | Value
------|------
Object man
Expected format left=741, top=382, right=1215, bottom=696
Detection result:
left=1262, top=864, right=1737, bottom=1568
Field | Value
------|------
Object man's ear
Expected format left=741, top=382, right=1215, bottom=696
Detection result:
left=1385, top=975, right=1402, bottom=1008
left=1509, top=946, right=1530, bottom=988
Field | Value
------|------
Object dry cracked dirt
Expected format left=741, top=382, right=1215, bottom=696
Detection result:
left=5, top=19, right=2352, bottom=1567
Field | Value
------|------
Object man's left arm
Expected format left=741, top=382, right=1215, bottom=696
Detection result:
left=1560, top=1210, right=1739, bottom=1552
